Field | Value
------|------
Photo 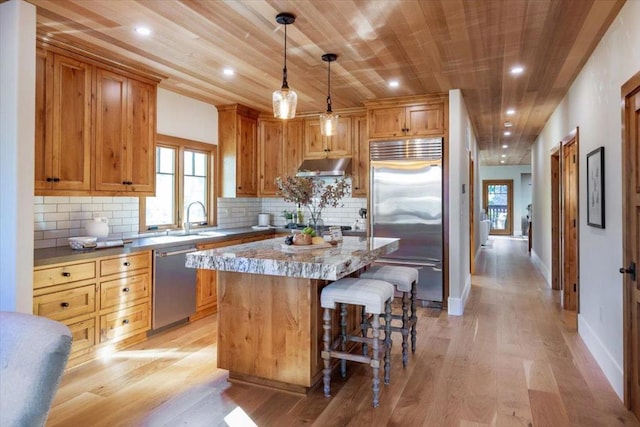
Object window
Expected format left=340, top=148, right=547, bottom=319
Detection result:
left=140, top=135, right=217, bottom=231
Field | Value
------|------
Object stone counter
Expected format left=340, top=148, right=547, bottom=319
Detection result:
left=185, top=236, right=399, bottom=281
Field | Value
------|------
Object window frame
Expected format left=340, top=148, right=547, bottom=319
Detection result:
left=140, top=134, right=217, bottom=232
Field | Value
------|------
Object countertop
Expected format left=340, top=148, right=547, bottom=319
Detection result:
left=33, top=227, right=275, bottom=267
left=185, top=236, right=399, bottom=281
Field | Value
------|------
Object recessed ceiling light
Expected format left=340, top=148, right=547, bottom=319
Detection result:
left=500, top=160, right=505, bottom=164
left=388, top=80, right=399, bottom=88
left=502, top=144, right=508, bottom=149
left=503, top=131, right=511, bottom=136
left=504, top=121, right=513, bottom=127
left=134, top=26, right=151, bottom=36
left=510, top=66, right=524, bottom=75
left=501, top=154, right=507, bottom=158
left=506, top=109, right=516, bottom=115
left=223, top=68, right=235, bottom=76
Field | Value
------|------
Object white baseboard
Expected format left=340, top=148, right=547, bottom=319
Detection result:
left=530, top=249, right=551, bottom=288
left=578, top=314, right=624, bottom=400
left=448, top=274, right=471, bottom=316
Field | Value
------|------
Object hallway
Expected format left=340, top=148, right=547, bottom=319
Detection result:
left=46, top=237, right=639, bottom=426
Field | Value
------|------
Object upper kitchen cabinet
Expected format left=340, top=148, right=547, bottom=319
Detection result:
left=35, top=42, right=159, bottom=196
left=257, top=117, right=304, bottom=197
left=364, top=94, right=448, bottom=139
left=217, top=104, right=259, bottom=197
left=35, top=49, right=92, bottom=194
left=94, top=68, right=156, bottom=195
left=303, top=116, right=352, bottom=159
left=351, top=114, right=369, bottom=197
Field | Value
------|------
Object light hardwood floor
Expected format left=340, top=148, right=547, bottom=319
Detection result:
left=47, top=237, right=639, bottom=426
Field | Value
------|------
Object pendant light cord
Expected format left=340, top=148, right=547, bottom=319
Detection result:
left=282, top=23, right=289, bottom=89
left=326, top=59, right=332, bottom=113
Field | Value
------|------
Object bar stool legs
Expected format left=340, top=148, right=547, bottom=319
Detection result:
left=320, top=277, right=394, bottom=408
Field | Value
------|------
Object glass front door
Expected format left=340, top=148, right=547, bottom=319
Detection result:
left=483, top=179, right=513, bottom=235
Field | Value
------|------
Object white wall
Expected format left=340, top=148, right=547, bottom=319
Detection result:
left=0, top=0, right=36, bottom=313
left=156, top=88, right=218, bottom=144
left=531, top=0, right=640, bottom=399
left=479, top=165, right=532, bottom=236
left=448, top=89, right=477, bottom=315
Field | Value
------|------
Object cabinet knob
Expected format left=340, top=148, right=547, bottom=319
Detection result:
left=60, top=302, right=70, bottom=308
left=238, top=186, right=242, bottom=189
left=62, top=272, right=71, bottom=277
left=122, top=287, right=130, bottom=293
left=122, top=319, right=129, bottom=325
left=123, top=261, right=131, bottom=267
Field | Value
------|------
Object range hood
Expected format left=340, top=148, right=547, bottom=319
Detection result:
left=296, top=158, right=352, bottom=177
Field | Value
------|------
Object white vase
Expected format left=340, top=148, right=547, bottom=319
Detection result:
left=85, top=217, right=109, bottom=238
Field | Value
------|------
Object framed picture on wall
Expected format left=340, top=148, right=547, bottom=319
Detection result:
left=587, top=146, right=605, bottom=228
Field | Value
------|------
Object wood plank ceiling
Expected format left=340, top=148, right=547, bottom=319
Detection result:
left=27, top=0, right=624, bottom=165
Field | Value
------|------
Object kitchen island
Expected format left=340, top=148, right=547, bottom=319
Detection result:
left=185, top=236, right=399, bottom=393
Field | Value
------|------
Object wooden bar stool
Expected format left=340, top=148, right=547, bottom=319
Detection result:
left=359, top=265, right=419, bottom=367
left=320, top=277, right=394, bottom=408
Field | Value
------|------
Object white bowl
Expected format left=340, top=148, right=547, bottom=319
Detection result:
left=68, top=236, right=97, bottom=250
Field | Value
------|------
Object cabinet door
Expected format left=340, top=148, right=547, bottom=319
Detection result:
left=284, top=119, right=304, bottom=177
left=35, top=51, right=92, bottom=193
left=368, top=106, right=405, bottom=138
left=52, top=54, right=92, bottom=191
left=127, top=78, right=156, bottom=194
left=329, top=117, right=353, bottom=157
left=303, top=119, right=327, bottom=158
left=351, top=115, right=369, bottom=197
left=258, top=119, right=284, bottom=196
left=95, top=68, right=128, bottom=192
left=237, top=114, right=258, bottom=196
left=405, top=103, right=444, bottom=136
left=34, top=48, right=51, bottom=191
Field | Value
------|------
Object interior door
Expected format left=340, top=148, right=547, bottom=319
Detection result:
left=622, top=71, right=639, bottom=419
left=563, top=138, right=579, bottom=311
left=483, top=179, right=513, bottom=236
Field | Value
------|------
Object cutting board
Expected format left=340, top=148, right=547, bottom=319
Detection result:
left=280, top=242, right=333, bottom=252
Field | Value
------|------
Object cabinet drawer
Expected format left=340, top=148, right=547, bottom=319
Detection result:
left=33, top=284, right=96, bottom=322
left=68, top=317, right=96, bottom=358
left=100, top=273, right=150, bottom=310
left=99, top=302, right=150, bottom=343
left=33, top=261, right=96, bottom=289
left=100, top=252, right=149, bottom=276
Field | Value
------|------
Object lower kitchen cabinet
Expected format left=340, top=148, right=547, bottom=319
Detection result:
left=33, top=250, right=152, bottom=368
left=191, top=234, right=273, bottom=321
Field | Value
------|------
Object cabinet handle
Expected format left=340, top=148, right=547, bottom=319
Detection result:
left=354, top=187, right=359, bottom=190
left=238, top=186, right=242, bottom=189
left=54, top=177, right=60, bottom=182
left=46, top=177, right=54, bottom=182
left=122, top=287, right=130, bottom=293
left=123, top=261, right=131, bottom=267
left=62, top=272, right=71, bottom=277
left=60, top=302, right=70, bottom=308
left=122, top=319, right=129, bottom=325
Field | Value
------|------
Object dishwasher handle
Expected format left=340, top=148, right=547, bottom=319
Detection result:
left=156, top=248, right=197, bottom=257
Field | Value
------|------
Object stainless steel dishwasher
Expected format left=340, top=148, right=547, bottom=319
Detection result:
left=152, top=244, right=197, bottom=331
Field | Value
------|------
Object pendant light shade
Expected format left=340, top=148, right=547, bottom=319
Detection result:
left=319, top=53, right=339, bottom=136
left=273, top=12, right=297, bottom=119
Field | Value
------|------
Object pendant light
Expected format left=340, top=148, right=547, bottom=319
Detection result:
left=319, top=53, right=339, bottom=136
left=272, top=12, right=297, bottom=119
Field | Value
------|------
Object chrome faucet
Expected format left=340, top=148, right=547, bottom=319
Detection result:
left=185, top=201, right=207, bottom=234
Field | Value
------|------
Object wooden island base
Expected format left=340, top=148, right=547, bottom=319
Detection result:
left=217, top=271, right=360, bottom=394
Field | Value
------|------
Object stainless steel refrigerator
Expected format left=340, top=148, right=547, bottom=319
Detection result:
left=369, top=138, right=443, bottom=303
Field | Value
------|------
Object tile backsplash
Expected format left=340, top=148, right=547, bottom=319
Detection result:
left=34, top=195, right=367, bottom=248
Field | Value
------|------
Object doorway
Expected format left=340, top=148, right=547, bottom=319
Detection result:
left=621, top=71, right=639, bottom=419
left=561, top=130, right=579, bottom=312
left=483, top=179, right=513, bottom=236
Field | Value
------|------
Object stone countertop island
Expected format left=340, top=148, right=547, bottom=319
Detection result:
left=185, top=236, right=399, bottom=393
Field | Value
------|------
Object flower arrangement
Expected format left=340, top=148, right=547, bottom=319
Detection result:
left=275, top=175, right=350, bottom=227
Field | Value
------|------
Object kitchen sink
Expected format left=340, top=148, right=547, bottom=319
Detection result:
left=196, top=231, right=226, bottom=237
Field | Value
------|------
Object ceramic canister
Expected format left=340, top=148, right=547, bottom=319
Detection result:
left=258, top=213, right=270, bottom=226
left=85, top=217, right=109, bottom=238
